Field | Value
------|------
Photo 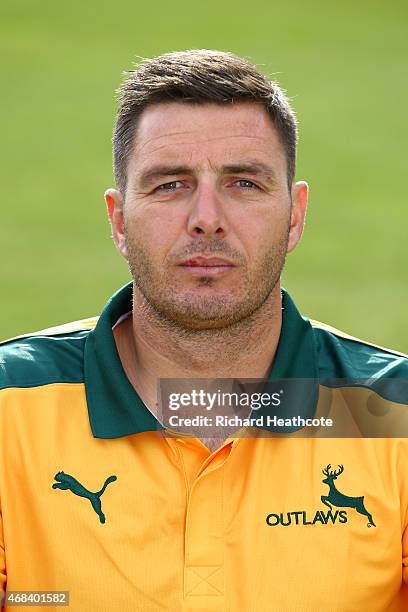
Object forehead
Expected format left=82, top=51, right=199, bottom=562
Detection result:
left=128, top=101, right=286, bottom=172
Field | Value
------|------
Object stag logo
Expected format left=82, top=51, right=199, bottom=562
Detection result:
left=321, top=464, right=375, bottom=528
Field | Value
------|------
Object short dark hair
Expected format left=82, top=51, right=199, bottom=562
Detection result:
left=113, top=49, right=297, bottom=194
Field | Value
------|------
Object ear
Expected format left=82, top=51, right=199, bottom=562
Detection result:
left=104, top=188, right=128, bottom=259
left=287, top=181, right=308, bottom=253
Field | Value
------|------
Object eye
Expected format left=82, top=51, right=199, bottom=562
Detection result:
left=236, top=179, right=258, bottom=189
left=157, top=181, right=184, bottom=191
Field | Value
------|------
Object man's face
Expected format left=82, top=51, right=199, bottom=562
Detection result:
left=106, top=101, right=308, bottom=329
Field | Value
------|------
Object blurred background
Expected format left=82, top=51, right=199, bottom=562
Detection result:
left=1, top=0, right=407, bottom=350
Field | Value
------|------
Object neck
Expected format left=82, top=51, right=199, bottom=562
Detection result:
left=113, top=282, right=283, bottom=408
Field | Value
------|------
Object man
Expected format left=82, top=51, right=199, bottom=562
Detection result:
left=0, top=50, right=407, bottom=611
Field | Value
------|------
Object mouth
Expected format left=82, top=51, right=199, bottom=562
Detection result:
left=178, top=256, right=235, bottom=276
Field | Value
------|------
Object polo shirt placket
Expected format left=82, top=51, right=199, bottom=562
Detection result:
left=174, top=437, right=233, bottom=609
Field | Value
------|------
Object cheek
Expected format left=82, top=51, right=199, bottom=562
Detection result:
left=125, top=207, right=182, bottom=261
left=233, top=208, right=289, bottom=258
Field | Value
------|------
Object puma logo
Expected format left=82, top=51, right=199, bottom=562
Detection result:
left=52, top=471, right=117, bottom=524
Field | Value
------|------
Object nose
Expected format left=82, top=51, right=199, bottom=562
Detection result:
left=187, top=180, right=228, bottom=238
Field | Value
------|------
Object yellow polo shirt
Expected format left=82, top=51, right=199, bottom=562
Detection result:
left=1, top=283, right=408, bottom=611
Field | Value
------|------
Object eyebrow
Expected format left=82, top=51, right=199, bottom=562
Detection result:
left=222, top=162, right=276, bottom=182
left=139, top=166, right=193, bottom=189
left=138, top=161, right=277, bottom=189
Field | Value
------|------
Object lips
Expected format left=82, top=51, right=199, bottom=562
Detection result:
left=181, top=257, right=234, bottom=267
left=178, top=256, right=235, bottom=276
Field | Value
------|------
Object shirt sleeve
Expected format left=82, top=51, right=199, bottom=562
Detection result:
left=401, top=442, right=408, bottom=607
left=0, top=503, right=6, bottom=609
left=403, top=523, right=408, bottom=583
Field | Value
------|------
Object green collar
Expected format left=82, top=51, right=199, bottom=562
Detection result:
left=84, top=282, right=318, bottom=438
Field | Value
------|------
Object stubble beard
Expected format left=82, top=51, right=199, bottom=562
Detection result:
left=124, top=225, right=290, bottom=333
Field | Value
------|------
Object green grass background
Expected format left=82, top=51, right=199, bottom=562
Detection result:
left=1, top=0, right=407, bottom=351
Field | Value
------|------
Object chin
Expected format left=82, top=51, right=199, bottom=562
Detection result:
left=160, top=300, right=256, bottom=331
